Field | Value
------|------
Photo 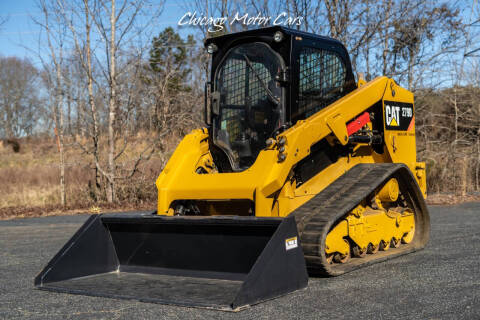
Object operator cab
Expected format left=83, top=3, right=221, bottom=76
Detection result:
left=205, top=26, right=356, bottom=172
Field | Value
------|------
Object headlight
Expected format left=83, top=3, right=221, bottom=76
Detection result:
left=207, top=43, right=218, bottom=54
left=273, top=31, right=284, bottom=43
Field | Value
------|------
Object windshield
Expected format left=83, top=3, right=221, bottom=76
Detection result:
left=213, top=42, right=284, bottom=171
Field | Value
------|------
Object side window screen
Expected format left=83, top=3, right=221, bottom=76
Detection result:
left=295, top=47, right=346, bottom=120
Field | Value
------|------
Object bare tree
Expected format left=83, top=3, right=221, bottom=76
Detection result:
left=106, top=0, right=118, bottom=202
left=89, top=0, right=163, bottom=202
left=35, top=0, right=68, bottom=206
left=59, top=0, right=104, bottom=199
left=0, top=57, right=42, bottom=138
left=44, top=0, right=164, bottom=203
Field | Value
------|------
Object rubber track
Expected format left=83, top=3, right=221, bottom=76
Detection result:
left=292, top=163, right=430, bottom=276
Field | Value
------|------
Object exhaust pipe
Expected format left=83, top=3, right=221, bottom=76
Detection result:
left=35, top=213, right=308, bottom=311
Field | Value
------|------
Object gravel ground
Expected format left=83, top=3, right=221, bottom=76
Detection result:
left=0, top=203, right=479, bottom=320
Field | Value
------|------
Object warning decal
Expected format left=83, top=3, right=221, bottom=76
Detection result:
left=384, top=101, right=414, bottom=131
left=285, top=236, right=298, bottom=251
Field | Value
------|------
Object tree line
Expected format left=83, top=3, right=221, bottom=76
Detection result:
left=0, top=0, right=478, bottom=207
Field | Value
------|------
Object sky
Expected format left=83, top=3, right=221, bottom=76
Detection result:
left=0, top=1, right=39, bottom=58
left=0, top=1, right=477, bottom=88
left=0, top=0, right=193, bottom=61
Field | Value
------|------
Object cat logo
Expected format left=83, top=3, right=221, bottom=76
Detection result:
left=385, top=105, right=400, bottom=127
left=384, top=101, right=414, bottom=131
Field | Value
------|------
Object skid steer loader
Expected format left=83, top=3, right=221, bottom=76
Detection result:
left=35, top=26, right=430, bottom=311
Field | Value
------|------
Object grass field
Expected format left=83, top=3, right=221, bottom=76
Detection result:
left=0, top=134, right=175, bottom=218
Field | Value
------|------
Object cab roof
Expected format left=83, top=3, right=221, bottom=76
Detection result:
left=204, top=26, right=344, bottom=48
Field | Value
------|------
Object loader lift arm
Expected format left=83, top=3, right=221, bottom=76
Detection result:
left=260, top=76, right=392, bottom=196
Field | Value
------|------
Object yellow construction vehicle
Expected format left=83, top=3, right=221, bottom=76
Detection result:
left=36, top=27, right=430, bottom=311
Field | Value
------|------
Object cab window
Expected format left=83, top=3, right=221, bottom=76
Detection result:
left=294, top=47, right=346, bottom=122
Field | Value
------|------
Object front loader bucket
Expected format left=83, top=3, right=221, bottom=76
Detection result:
left=35, top=212, right=308, bottom=311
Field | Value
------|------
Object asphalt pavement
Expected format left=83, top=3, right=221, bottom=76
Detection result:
left=0, top=203, right=479, bottom=319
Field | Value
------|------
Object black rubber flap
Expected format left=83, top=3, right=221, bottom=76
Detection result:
left=34, top=213, right=308, bottom=311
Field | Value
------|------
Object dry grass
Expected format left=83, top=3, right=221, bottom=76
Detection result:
left=0, top=165, right=92, bottom=207
left=0, top=202, right=155, bottom=220
left=0, top=134, right=169, bottom=218
left=426, top=193, right=480, bottom=205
